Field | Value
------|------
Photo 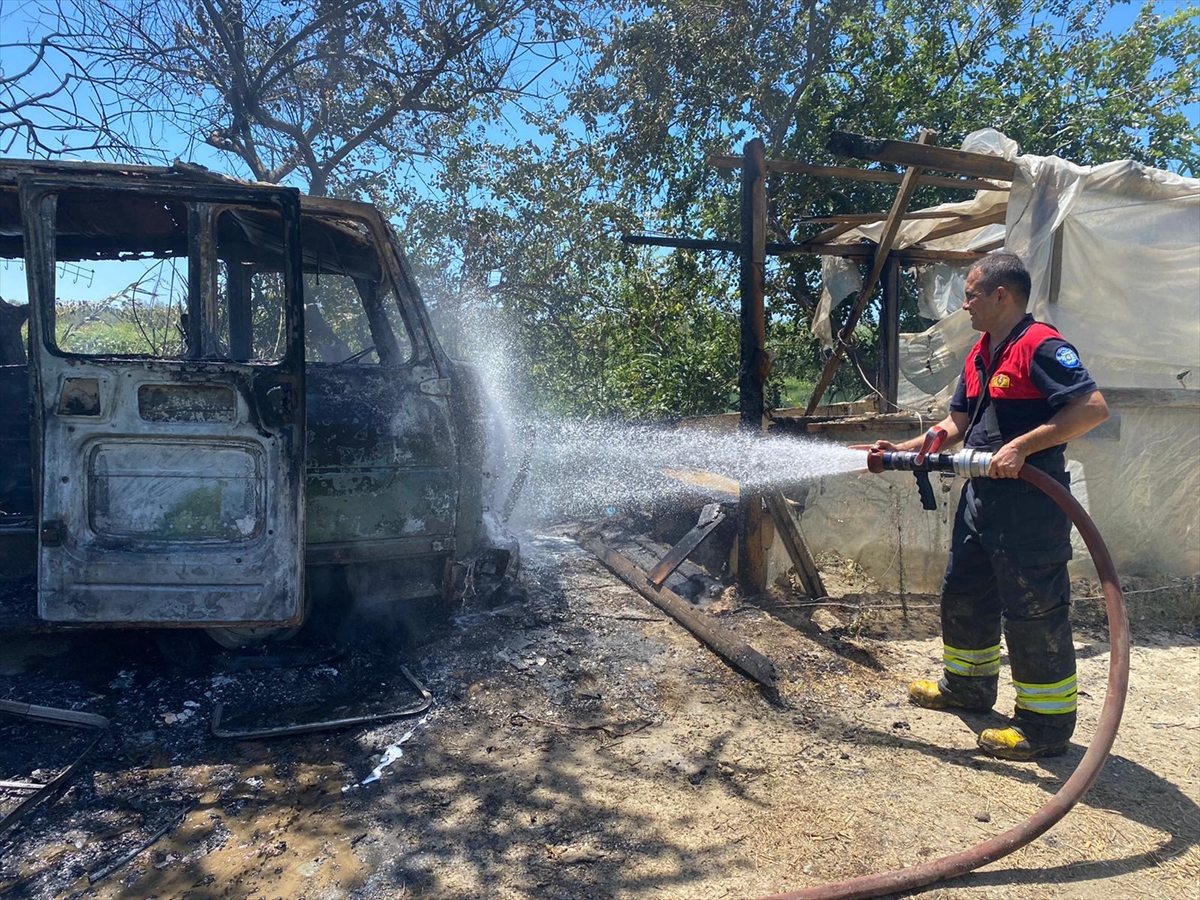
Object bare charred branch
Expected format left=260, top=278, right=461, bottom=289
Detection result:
left=1, top=0, right=575, bottom=197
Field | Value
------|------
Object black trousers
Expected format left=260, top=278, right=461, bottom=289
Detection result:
left=939, top=471, right=1078, bottom=740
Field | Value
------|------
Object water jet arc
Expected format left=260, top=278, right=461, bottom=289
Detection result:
left=758, top=454, right=1130, bottom=900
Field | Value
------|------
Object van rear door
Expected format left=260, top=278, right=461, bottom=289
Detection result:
left=20, top=175, right=307, bottom=626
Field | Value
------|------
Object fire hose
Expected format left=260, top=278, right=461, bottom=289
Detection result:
left=758, top=446, right=1130, bottom=900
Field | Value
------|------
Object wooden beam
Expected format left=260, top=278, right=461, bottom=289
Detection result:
left=763, top=491, right=826, bottom=600
left=827, top=131, right=1017, bottom=182
left=780, top=244, right=988, bottom=262
left=798, top=221, right=861, bottom=246
left=622, top=233, right=987, bottom=262
left=646, top=503, right=726, bottom=588
left=973, top=236, right=1007, bottom=253
left=738, top=138, right=769, bottom=594
left=706, top=155, right=1010, bottom=192
left=879, top=254, right=900, bottom=410
left=581, top=536, right=777, bottom=688
left=918, top=207, right=1008, bottom=244
left=797, top=210, right=974, bottom=225
left=622, top=234, right=740, bottom=252
left=804, top=129, right=938, bottom=416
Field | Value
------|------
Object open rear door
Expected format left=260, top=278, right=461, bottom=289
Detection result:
left=20, top=174, right=306, bottom=625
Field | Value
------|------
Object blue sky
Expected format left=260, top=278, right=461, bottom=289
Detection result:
left=3, top=0, right=1194, bottom=172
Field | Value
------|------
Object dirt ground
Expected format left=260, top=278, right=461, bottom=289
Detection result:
left=1, top=532, right=1197, bottom=900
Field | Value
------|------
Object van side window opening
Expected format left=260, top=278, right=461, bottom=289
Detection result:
left=213, top=208, right=292, bottom=363
left=0, top=278, right=30, bottom=366
left=50, top=193, right=191, bottom=358
left=11, top=187, right=412, bottom=369
left=301, top=214, right=413, bottom=366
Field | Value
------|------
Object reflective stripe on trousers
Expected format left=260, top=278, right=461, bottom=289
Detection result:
left=1014, top=673, right=1078, bottom=714
left=943, top=644, right=1001, bottom=678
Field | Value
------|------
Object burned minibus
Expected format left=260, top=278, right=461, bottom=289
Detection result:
left=0, top=161, right=509, bottom=645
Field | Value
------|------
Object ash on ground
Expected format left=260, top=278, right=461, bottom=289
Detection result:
left=2, top=532, right=1197, bottom=900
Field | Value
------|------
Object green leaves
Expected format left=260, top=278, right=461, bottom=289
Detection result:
left=19, top=0, right=1191, bottom=419
left=489, top=0, right=1197, bottom=418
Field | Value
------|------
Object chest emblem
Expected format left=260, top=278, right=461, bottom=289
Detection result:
left=990, top=373, right=1011, bottom=390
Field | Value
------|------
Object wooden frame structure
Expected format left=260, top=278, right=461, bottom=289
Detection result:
left=624, top=129, right=1017, bottom=592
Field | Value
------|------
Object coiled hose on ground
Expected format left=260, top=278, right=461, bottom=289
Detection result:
left=757, top=464, right=1131, bottom=900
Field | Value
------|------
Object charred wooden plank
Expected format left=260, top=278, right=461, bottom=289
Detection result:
left=797, top=210, right=975, bottom=225
left=739, top=138, right=770, bottom=592
left=706, top=154, right=1010, bottom=191
left=622, top=234, right=987, bottom=262
left=581, top=536, right=776, bottom=688
left=919, top=207, right=1009, bottom=243
left=763, top=491, right=826, bottom=600
left=646, top=503, right=726, bottom=587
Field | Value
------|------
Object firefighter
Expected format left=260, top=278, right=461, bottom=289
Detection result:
left=853, top=252, right=1109, bottom=760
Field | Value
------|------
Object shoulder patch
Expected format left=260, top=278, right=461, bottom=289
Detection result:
left=1055, top=346, right=1081, bottom=368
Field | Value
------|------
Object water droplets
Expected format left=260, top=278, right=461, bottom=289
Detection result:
left=505, top=419, right=865, bottom=524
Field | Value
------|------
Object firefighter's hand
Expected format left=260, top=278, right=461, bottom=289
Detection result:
left=988, top=442, right=1027, bottom=478
left=848, top=440, right=899, bottom=451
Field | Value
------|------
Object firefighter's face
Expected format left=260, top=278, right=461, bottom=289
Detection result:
left=962, top=270, right=1002, bottom=333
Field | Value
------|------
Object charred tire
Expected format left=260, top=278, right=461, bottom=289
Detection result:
left=204, top=623, right=304, bottom=649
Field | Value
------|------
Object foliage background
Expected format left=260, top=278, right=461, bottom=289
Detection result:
left=2, top=0, right=1196, bottom=418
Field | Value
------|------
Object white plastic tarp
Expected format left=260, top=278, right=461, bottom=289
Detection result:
left=890, top=150, right=1200, bottom=411
left=809, top=136, right=1200, bottom=583
left=1008, top=156, right=1200, bottom=390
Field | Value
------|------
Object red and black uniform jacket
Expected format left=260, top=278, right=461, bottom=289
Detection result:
left=949, top=315, right=1098, bottom=471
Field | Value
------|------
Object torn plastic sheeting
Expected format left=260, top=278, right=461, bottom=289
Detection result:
left=896, top=307, right=979, bottom=409
left=813, top=256, right=863, bottom=350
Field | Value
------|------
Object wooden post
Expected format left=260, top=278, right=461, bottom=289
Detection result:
left=739, top=137, right=768, bottom=431
left=878, top=254, right=900, bottom=411
left=738, top=138, right=769, bottom=594
left=803, top=129, right=936, bottom=415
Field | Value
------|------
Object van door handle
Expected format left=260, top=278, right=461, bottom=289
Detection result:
left=419, top=378, right=450, bottom=397
left=41, top=520, right=64, bottom=547
left=265, top=384, right=294, bottom=422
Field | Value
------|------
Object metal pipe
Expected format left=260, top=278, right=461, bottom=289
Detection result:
left=0, top=702, right=110, bottom=838
left=758, top=458, right=1130, bottom=900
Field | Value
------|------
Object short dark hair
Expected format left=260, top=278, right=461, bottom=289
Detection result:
left=969, top=252, right=1031, bottom=305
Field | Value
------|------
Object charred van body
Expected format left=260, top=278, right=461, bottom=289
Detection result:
left=0, top=160, right=510, bottom=644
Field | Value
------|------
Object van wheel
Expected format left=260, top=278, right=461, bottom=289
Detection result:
left=204, top=623, right=303, bottom=649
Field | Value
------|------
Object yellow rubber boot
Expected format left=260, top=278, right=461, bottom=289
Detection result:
left=978, top=725, right=1069, bottom=760
left=908, top=679, right=993, bottom=713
